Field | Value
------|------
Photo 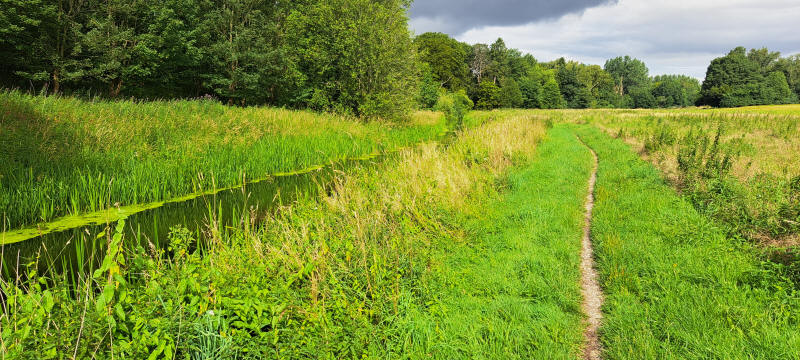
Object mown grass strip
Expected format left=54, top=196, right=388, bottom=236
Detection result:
left=395, top=125, right=594, bottom=359
left=576, top=125, right=800, bottom=359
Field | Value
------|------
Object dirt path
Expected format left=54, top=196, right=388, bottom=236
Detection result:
left=578, top=137, right=603, bottom=360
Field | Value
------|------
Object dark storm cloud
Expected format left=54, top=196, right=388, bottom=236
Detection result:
left=409, top=0, right=617, bottom=35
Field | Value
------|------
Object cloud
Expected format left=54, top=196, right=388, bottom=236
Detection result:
left=408, top=0, right=617, bottom=35
left=411, top=0, right=800, bottom=79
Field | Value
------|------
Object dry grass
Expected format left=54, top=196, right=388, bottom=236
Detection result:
left=576, top=108, right=800, bottom=181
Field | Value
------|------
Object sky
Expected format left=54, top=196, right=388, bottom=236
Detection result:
left=408, top=0, right=800, bottom=79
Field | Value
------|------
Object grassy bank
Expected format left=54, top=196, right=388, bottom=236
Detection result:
left=0, top=91, right=447, bottom=230
left=2, top=113, right=577, bottom=358
left=576, top=125, right=800, bottom=358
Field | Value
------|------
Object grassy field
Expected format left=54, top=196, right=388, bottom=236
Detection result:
left=0, top=91, right=447, bottom=230
left=3, top=104, right=800, bottom=359
left=566, top=106, right=800, bottom=245
left=578, top=125, right=800, bottom=358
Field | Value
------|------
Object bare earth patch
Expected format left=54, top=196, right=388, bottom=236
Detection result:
left=578, top=136, right=604, bottom=360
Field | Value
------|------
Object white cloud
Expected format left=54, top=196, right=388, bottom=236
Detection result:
left=424, top=0, right=800, bottom=78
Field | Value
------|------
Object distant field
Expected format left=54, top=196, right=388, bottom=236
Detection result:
left=709, top=104, right=800, bottom=116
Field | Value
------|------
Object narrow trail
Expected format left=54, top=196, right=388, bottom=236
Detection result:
left=578, top=136, right=604, bottom=360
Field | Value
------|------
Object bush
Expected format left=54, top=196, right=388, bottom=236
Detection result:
left=435, top=90, right=474, bottom=129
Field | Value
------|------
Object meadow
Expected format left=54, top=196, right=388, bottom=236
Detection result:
left=0, top=91, right=447, bottom=231
left=577, top=106, right=800, bottom=246
left=2, top=100, right=799, bottom=359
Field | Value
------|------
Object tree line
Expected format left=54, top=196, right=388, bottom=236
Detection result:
left=0, top=0, right=418, bottom=118
left=2, top=2, right=799, bottom=119
left=416, top=32, right=800, bottom=111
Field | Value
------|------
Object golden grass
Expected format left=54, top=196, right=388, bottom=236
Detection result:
left=560, top=108, right=800, bottom=181
left=253, top=115, right=548, bottom=313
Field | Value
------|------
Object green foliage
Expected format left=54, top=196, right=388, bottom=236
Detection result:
left=417, top=64, right=440, bottom=109
left=286, top=0, right=418, bottom=119
left=434, top=90, right=473, bottom=128
left=518, top=74, right=541, bottom=108
left=497, top=77, right=523, bottom=108
left=577, top=64, right=617, bottom=107
left=539, top=76, right=565, bottom=109
left=556, top=62, right=591, bottom=109
left=762, top=71, right=796, bottom=105
left=699, top=46, right=797, bottom=107
left=604, top=56, right=651, bottom=97
left=474, top=80, right=502, bottom=110
left=203, top=0, right=294, bottom=106
left=0, top=0, right=418, bottom=119
left=652, top=75, right=701, bottom=107
left=627, top=85, right=657, bottom=108
left=414, top=32, right=471, bottom=90
left=777, top=55, right=800, bottom=98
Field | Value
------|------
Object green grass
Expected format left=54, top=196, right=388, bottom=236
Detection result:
left=0, top=91, right=447, bottom=230
left=4, top=105, right=799, bottom=359
left=2, top=112, right=559, bottom=358
left=573, top=106, right=800, bottom=243
left=576, top=125, right=800, bottom=359
left=392, top=124, right=593, bottom=358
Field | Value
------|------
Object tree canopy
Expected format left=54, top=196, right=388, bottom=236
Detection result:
left=698, top=47, right=797, bottom=107
left=0, top=0, right=418, bottom=119
left=2, top=4, right=798, bottom=113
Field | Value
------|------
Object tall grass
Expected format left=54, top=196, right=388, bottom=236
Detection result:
left=1, top=113, right=554, bottom=358
left=0, top=91, right=447, bottom=231
left=572, top=106, right=800, bottom=244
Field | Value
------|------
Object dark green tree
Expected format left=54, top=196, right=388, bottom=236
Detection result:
left=1, top=0, right=92, bottom=93
left=287, top=0, right=417, bottom=118
left=83, top=0, right=160, bottom=97
left=652, top=75, right=700, bottom=107
left=414, top=32, right=470, bottom=90
left=519, top=66, right=545, bottom=109
left=747, top=47, right=781, bottom=75
left=698, top=46, right=794, bottom=107
left=555, top=62, right=591, bottom=108
left=539, top=75, right=564, bottom=109
left=474, top=80, right=501, bottom=109
left=498, top=77, right=523, bottom=108
left=486, top=38, right=509, bottom=84
left=776, top=55, right=800, bottom=98
left=203, top=0, right=293, bottom=105
left=761, top=71, right=795, bottom=104
left=604, top=56, right=651, bottom=100
left=418, top=63, right=440, bottom=109
left=577, top=64, right=617, bottom=107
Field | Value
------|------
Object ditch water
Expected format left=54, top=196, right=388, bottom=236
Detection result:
left=0, top=153, right=388, bottom=283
